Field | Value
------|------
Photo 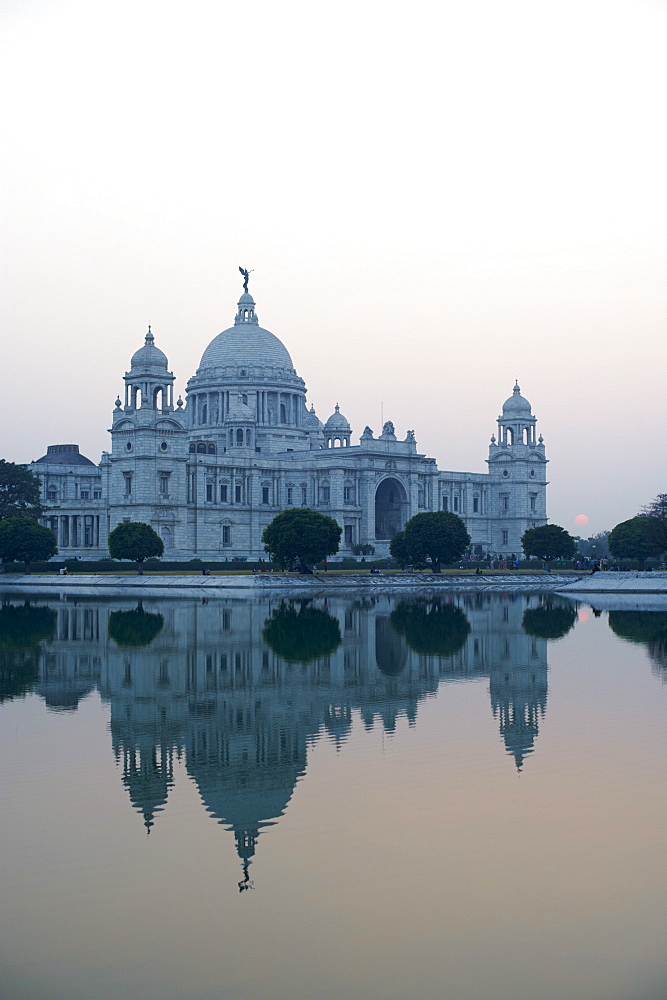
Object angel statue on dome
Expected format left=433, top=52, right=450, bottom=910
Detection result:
left=239, top=266, right=253, bottom=293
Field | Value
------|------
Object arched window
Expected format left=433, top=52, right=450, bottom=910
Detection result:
left=236, top=428, right=244, bottom=446
left=246, top=429, right=251, bottom=446
left=280, top=403, right=287, bottom=423
left=189, top=443, right=196, bottom=453
left=229, top=430, right=234, bottom=446
left=201, top=403, right=207, bottom=424
left=197, top=443, right=206, bottom=454
left=207, top=443, right=216, bottom=454
left=506, top=427, right=514, bottom=445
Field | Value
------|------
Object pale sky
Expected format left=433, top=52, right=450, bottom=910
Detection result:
left=2, top=0, right=666, bottom=535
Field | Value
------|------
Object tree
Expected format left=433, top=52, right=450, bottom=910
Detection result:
left=108, top=606, right=164, bottom=647
left=0, top=459, right=43, bottom=521
left=389, top=530, right=411, bottom=569
left=0, top=517, right=57, bottom=571
left=522, top=600, right=576, bottom=640
left=262, top=601, right=342, bottom=662
left=390, top=599, right=471, bottom=655
left=108, top=521, right=164, bottom=573
left=521, top=523, right=575, bottom=563
left=638, top=494, right=667, bottom=555
left=608, top=517, right=661, bottom=567
left=262, top=508, right=341, bottom=571
left=402, top=511, right=470, bottom=574
left=575, top=531, right=610, bottom=560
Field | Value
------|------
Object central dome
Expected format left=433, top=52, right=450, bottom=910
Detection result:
left=198, top=293, right=294, bottom=373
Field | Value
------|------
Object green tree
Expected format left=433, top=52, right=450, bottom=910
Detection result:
left=0, top=517, right=57, bottom=572
left=402, top=511, right=470, bottom=574
left=521, top=523, right=576, bottom=563
left=389, top=530, right=411, bottom=569
left=108, top=522, right=164, bottom=574
left=522, top=600, right=576, bottom=640
left=608, top=517, right=661, bottom=567
left=390, top=599, right=471, bottom=655
left=0, top=459, right=43, bottom=521
left=262, top=508, right=341, bottom=571
left=108, top=605, right=164, bottom=647
left=0, top=603, right=56, bottom=702
left=262, top=601, right=342, bottom=662
left=638, top=494, right=667, bottom=555
left=575, top=531, right=610, bottom=560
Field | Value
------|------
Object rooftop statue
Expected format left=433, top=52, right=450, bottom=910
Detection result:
left=239, top=266, right=253, bottom=293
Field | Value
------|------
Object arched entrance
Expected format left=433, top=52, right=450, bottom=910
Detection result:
left=375, top=477, right=408, bottom=540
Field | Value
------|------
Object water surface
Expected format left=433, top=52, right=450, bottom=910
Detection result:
left=1, top=591, right=665, bottom=1000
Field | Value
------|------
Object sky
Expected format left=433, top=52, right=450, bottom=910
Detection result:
left=1, top=0, right=666, bottom=536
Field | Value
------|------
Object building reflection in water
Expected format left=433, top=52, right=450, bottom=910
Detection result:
left=1, top=592, right=574, bottom=883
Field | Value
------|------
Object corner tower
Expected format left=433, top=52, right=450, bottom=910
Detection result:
left=108, top=328, right=187, bottom=554
left=487, top=383, right=548, bottom=556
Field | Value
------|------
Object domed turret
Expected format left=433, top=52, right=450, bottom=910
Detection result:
left=130, top=327, right=169, bottom=372
left=493, top=381, right=539, bottom=449
left=324, top=404, right=351, bottom=448
left=304, top=404, right=324, bottom=431
left=120, top=327, right=175, bottom=411
left=502, top=381, right=531, bottom=415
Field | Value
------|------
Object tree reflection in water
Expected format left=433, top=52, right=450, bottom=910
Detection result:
left=608, top=611, right=667, bottom=679
left=108, top=603, right=164, bottom=648
left=389, top=599, right=471, bottom=656
left=0, top=602, right=56, bottom=702
left=262, top=600, right=341, bottom=663
left=522, top=598, right=576, bottom=640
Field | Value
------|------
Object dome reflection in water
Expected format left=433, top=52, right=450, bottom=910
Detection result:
left=4, top=588, right=667, bottom=999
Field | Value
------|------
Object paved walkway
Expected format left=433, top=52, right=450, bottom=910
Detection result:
left=557, top=572, right=667, bottom=595
left=0, top=572, right=574, bottom=598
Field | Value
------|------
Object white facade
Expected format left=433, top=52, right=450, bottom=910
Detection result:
left=31, top=285, right=548, bottom=561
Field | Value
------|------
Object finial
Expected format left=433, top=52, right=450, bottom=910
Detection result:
left=513, top=380, right=520, bottom=394
left=491, top=433, right=496, bottom=443
left=145, top=324, right=154, bottom=343
left=335, top=403, right=340, bottom=412
left=115, top=397, right=122, bottom=408
left=176, top=397, right=183, bottom=408
left=239, top=266, right=253, bottom=294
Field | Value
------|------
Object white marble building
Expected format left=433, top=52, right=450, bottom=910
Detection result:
left=31, top=283, right=548, bottom=561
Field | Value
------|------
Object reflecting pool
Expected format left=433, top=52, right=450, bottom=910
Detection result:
left=1, top=591, right=666, bottom=1000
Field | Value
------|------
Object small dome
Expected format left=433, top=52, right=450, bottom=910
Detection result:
left=130, top=328, right=168, bottom=371
left=304, top=404, right=324, bottom=430
left=324, top=404, right=350, bottom=431
left=502, top=381, right=531, bottom=414
left=34, top=444, right=96, bottom=467
left=227, top=394, right=256, bottom=422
